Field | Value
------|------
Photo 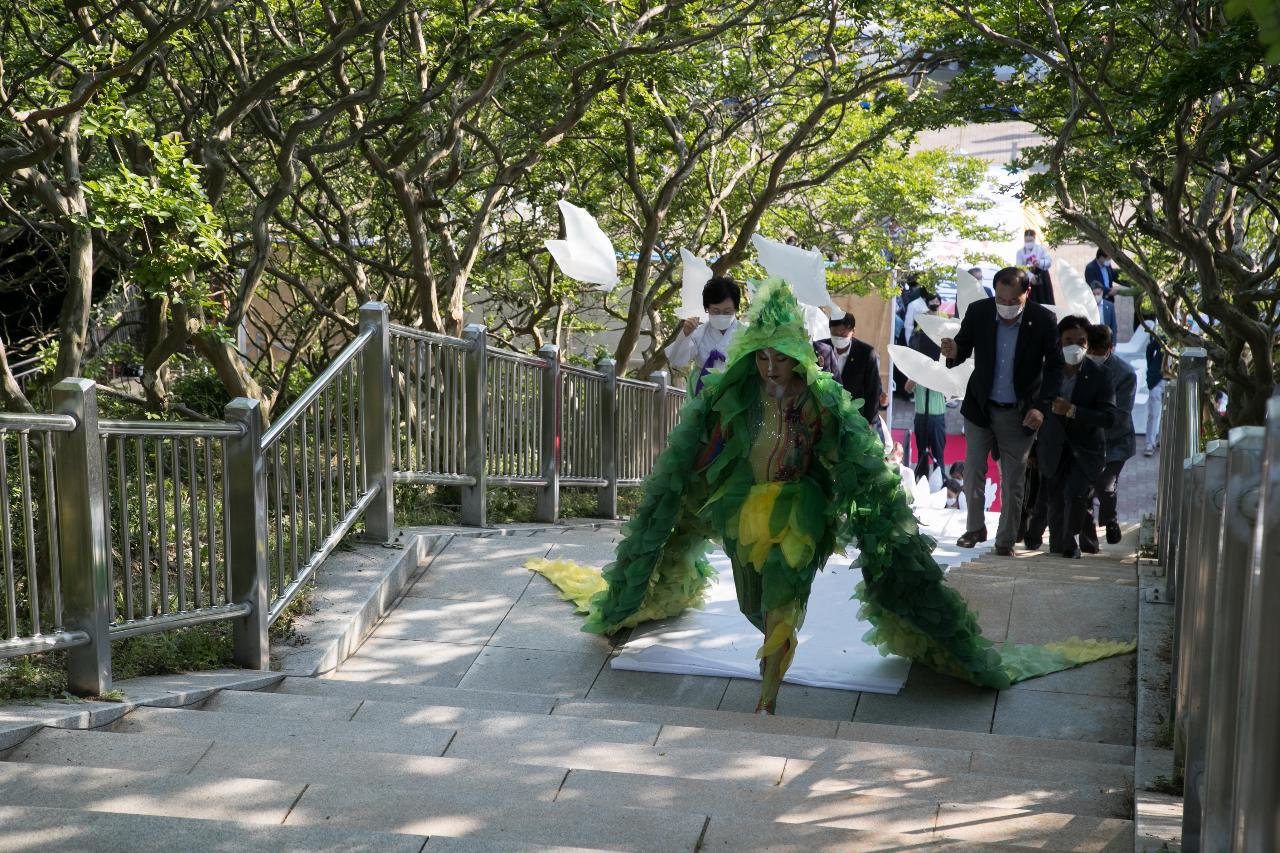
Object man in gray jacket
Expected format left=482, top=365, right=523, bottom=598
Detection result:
left=1079, top=324, right=1137, bottom=551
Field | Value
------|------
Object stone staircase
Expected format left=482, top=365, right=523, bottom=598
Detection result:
left=0, top=528, right=1139, bottom=851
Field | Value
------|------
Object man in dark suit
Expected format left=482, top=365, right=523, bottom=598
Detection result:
left=1033, top=316, right=1120, bottom=558
left=1091, top=284, right=1118, bottom=345
left=1079, top=324, right=1137, bottom=551
left=941, top=267, right=1060, bottom=555
left=823, top=313, right=882, bottom=432
left=1084, top=248, right=1120, bottom=298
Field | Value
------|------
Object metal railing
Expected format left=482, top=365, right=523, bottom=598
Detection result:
left=0, top=410, right=82, bottom=659
left=1153, top=349, right=1280, bottom=853
left=99, top=419, right=248, bottom=640
left=2, top=302, right=683, bottom=693
left=387, top=322, right=684, bottom=524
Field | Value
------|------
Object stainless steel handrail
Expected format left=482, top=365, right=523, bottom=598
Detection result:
left=0, top=413, right=78, bottom=432
left=99, top=419, right=246, bottom=437
left=261, top=327, right=375, bottom=450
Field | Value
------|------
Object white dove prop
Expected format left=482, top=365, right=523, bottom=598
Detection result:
left=676, top=248, right=713, bottom=320
left=1052, top=259, right=1099, bottom=324
left=912, top=313, right=962, bottom=348
left=751, top=234, right=835, bottom=312
left=544, top=200, right=620, bottom=291
left=954, top=267, right=988, bottom=320
left=888, top=344, right=974, bottom=401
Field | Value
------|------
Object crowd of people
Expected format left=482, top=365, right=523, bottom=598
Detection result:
left=936, top=264, right=1146, bottom=558
left=665, top=232, right=1161, bottom=562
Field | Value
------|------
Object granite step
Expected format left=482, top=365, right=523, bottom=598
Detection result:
left=5, top=727, right=562, bottom=799
left=0, top=805, right=429, bottom=853
left=0, top=761, right=710, bottom=851
left=557, top=763, right=1128, bottom=821
left=198, top=687, right=1129, bottom=796
left=552, top=700, right=1134, bottom=765
left=7, top=722, right=1126, bottom=820
left=263, top=674, right=560, bottom=713
left=110, top=705, right=455, bottom=756
left=697, top=813, right=1131, bottom=852
left=201, top=687, right=659, bottom=745
left=112, top=705, right=791, bottom=785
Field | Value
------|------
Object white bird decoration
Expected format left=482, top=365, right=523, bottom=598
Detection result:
left=676, top=248, right=713, bottom=320
left=912, top=313, right=962, bottom=348
left=751, top=234, right=836, bottom=313
left=1052, top=258, right=1100, bottom=324
left=544, top=200, right=621, bottom=291
left=888, top=344, right=974, bottom=401
left=954, top=267, right=987, bottom=321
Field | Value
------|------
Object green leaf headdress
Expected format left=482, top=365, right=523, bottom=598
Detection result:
left=720, top=276, right=820, bottom=382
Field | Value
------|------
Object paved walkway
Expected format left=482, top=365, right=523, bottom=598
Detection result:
left=336, top=524, right=1139, bottom=735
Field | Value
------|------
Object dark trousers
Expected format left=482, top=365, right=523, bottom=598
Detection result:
left=913, top=413, right=946, bottom=478
left=1044, top=445, right=1095, bottom=555
left=1079, top=460, right=1126, bottom=550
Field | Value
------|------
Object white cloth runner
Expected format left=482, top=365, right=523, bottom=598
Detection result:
left=611, top=505, right=1000, bottom=694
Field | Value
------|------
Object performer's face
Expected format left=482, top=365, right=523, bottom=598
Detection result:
left=706, top=297, right=736, bottom=317
left=756, top=348, right=799, bottom=397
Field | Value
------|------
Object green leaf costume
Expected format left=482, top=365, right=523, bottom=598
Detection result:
left=536, top=278, right=1133, bottom=691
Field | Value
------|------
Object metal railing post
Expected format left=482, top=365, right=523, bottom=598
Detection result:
left=535, top=344, right=560, bottom=523
left=1231, top=394, right=1280, bottom=853
left=1171, top=451, right=1207, bottom=739
left=597, top=358, right=618, bottom=519
left=1157, top=378, right=1178, bottom=566
left=649, top=371, right=669, bottom=467
left=1164, top=348, right=1208, bottom=600
left=359, top=303, right=394, bottom=542
left=52, top=379, right=111, bottom=696
left=460, top=325, right=488, bottom=527
left=224, top=398, right=269, bottom=669
left=1178, top=440, right=1228, bottom=851
left=1200, top=427, right=1264, bottom=853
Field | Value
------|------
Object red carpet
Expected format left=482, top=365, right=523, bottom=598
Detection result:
left=891, top=429, right=1003, bottom=511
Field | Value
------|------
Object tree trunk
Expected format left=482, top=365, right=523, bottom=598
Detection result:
left=52, top=123, right=92, bottom=383
left=0, top=337, right=35, bottom=413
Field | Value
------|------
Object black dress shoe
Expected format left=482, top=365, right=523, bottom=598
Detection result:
left=993, top=546, right=1015, bottom=557
left=1080, top=541, right=1099, bottom=554
left=1063, top=546, right=1082, bottom=559
left=1106, top=522, right=1123, bottom=545
left=1023, top=537, right=1042, bottom=551
left=956, top=527, right=988, bottom=548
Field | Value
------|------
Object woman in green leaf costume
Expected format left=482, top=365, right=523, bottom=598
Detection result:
left=533, top=277, right=1132, bottom=714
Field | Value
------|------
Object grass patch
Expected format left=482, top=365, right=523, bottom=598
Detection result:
left=396, top=484, right=641, bottom=526
left=1147, top=772, right=1183, bottom=796
left=1, top=585, right=316, bottom=703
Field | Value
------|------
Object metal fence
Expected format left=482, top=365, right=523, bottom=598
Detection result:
left=1153, top=349, right=1279, bottom=853
left=99, top=419, right=247, bottom=639
left=387, top=323, right=683, bottom=523
left=2, top=303, right=681, bottom=693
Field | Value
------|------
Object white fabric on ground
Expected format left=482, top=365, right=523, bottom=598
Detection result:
left=611, top=505, right=1001, bottom=694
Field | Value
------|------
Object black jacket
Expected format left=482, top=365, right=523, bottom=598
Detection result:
left=1100, top=355, right=1137, bottom=463
left=820, top=337, right=881, bottom=424
left=946, top=298, right=1059, bottom=428
left=1034, top=357, right=1120, bottom=484
left=1084, top=259, right=1121, bottom=294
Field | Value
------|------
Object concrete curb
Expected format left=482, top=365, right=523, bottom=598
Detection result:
left=0, top=670, right=285, bottom=750
left=1135, top=559, right=1182, bottom=852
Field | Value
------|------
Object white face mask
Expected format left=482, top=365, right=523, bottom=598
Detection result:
left=707, top=314, right=735, bottom=332
left=1086, top=353, right=1108, bottom=366
left=996, top=302, right=1023, bottom=320
left=1095, top=295, right=1104, bottom=305
left=1024, top=238, right=1036, bottom=247
left=1062, top=345, right=1086, bottom=365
